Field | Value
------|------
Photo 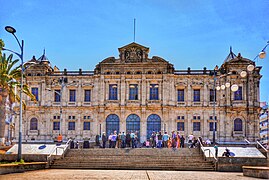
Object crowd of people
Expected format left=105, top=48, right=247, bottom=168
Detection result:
left=101, top=131, right=139, bottom=148
left=100, top=131, right=211, bottom=149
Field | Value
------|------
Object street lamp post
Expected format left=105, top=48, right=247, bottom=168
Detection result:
left=212, top=66, right=239, bottom=144
left=212, top=65, right=218, bottom=144
left=4, top=26, right=24, bottom=161
left=46, top=77, right=66, bottom=136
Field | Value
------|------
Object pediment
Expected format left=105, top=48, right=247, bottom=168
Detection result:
left=118, top=42, right=149, bottom=52
left=118, top=42, right=149, bottom=63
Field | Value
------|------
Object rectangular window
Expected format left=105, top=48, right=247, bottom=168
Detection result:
left=181, top=116, right=185, bottom=120
left=69, top=90, right=76, bottom=102
left=84, top=90, right=91, bottom=102
left=53, top=122, right=60, bottom=130
left=209, top=122, right=217, bottom=131
left=193, top=116, right=196, bottom=120
left=129, top=84, right=138, bottom=100
left=234, top=86, right=243, bottom=100
left=193, top=122, right=200, bottom=131
left=193, top=89, right=200, bottom=102
left=177, top=89, right=184, bottom=102
left=83, top=122, right=91, bottom=130
left=109, top=84, right=118, bottom=100
left=210, top=89, right=216, bottom=102
left=177, top=116, right=181, bottom=120
left=177, top=122, right=185, bottom=131
left=150, top=84, right=159, bottom=100
left=54, top=90, right=61, bottom=102
left=68, top=122, right=75, bottom=130
left=31, top=87, right=38, bottom=101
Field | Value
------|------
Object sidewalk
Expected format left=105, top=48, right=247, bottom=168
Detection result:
left=0, top=169, right=258, bottom=180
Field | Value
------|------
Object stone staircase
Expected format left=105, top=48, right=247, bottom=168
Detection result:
left=50, top=148, right=215, bottom=171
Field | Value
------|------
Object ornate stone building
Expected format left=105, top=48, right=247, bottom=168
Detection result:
left=14, top=42, right=261, bottom=143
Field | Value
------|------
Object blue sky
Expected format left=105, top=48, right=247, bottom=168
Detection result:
left=0, top=0, right=268, bottom=102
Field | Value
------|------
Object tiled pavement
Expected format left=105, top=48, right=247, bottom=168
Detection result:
left=0, top=169, right=259, bottom=180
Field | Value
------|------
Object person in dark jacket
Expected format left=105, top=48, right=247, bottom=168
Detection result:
left=102, top=132, right=107, bottom=148
left=180, top=135, right=185, bottom=148
left=126, top=132, right=131, bottom=147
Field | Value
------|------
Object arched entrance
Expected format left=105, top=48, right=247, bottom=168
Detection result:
left=147, top=114, right=161, bottom=139
left=106, top=114, right=120, bottom=136
left=126, top=114, right=140, bottom=139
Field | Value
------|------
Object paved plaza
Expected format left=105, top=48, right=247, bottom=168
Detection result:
left=0, top=169, right=259, bottom=180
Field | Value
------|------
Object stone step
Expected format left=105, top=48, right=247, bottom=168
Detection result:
left=51, top=148, right=215, bottom=171
left=51, top=164, right=215, bottom=171
left=53, top=161, right=214, bottom=166
left=66, top=148, right=199, bottom=156
left=60, top=157, right=204, bottom=162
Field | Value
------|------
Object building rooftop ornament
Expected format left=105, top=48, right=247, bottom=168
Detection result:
left=38, top=49, right=50, bottom=64
left=223, top=46, right=237, bottom=63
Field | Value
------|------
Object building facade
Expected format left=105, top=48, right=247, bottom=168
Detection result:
left=12, top=42, right=262, bottom=143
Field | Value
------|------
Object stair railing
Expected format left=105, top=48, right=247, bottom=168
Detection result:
left=256, top=141, right=268, bottom=158
left=47, top=139, right=72, bottom=166
left=197, top=138, right=218, bottom=171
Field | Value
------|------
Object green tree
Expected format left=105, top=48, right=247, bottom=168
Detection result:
left=0, top=50, right=36, bottom=145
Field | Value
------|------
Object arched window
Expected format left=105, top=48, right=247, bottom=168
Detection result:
left=126, top=114, right=140, bottom=140
left=234, top=118, right=243, bottom=131
left=147, top=114, right=161, bottom=139
left=106, top=114, right=120, bottom=136
left=30, top=118, right=38, bottom=130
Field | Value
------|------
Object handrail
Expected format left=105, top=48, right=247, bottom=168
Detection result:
left=197, top=138, right=218, bottom=171
left=256, top=141, right=268, bottom=153
left=46, top=139, right=72, bottom=166
left=244, top=139, right=250, bottom=144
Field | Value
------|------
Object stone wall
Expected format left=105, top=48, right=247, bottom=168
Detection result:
left=217, top=157, right=267, bottom=172
left=0, top=162, right=47, bottom=175
left=0, top=154, right=47, bottom=162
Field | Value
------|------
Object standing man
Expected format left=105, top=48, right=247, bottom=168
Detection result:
left=157, top=131, right=163, bottom=148
left=57, top=134, right=62, bottom=145
left=131, top=131, right=135, bottom=148
left=214, top=144, right=218, bottom=158
left=102, top=132, right=107, bottom=148
left=121, top=132, right=126, bottom=148
left=162, top=132, right=169, bottom=148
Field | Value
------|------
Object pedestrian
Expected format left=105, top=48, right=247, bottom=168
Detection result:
left=162, top=132, right=169, bottom=148
left=188, top=133, right=194, bottom=148
left=108, top=133, right=113, bottom=148
left=102, top=132, right=107, bottom=148
left=192, top=137, right=198, bottom=148
left=131, top=131, right=135, bottom=148
left=151, top=131, right=156, bottom=148
left=157, top=131, right=163, bottom=148
left=205, top=139, right=211, bottom=146
left=111, top=131, right=117, bottom=148
left=121, top=132, right=126, bottom=148
left=180, top=135, right=185, bottom=148
left=176, top=132, right=181, bottom=148
left=214, top=144, right=218, bottom=158
left=222, top=147, right=231, bottom=157
left=126, top=132, right=131, bottom=147
left=117, top=132, right=122, bottom=148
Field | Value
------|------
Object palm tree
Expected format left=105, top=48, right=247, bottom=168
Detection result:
left=0, top=52, right=35, bottom=146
